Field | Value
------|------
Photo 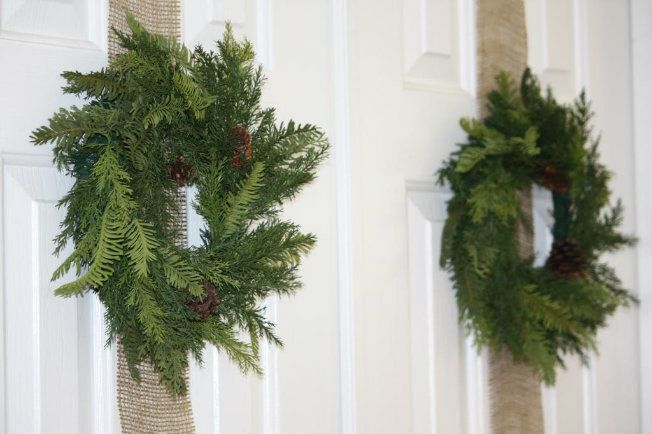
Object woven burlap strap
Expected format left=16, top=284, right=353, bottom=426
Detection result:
left=108, top=0, right=181, bottom=60
left=476, top=1, right=545, bottom=433
left=115, top=189, right=195, bottom=434
left=117, top=338, right=194, bottom=434
left=108, top=2, right=195, bottom=432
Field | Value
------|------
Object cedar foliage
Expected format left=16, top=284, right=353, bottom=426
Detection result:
left=437, top=69, right=635, bottom=383
left=32, top=15, right=328, bottom=395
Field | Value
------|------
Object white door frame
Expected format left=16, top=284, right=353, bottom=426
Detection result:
left=630, top=0, right=652, bottom=431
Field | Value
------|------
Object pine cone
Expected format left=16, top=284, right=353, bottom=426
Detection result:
left=167, top=155, right=193, bottom=186
left=229, top=125, right=253, bottom=168
left=187, top=280, right=220, bottom=319
left=540, top=166, right=570, bottom=193
left=545, top=240, right=587, bottom=279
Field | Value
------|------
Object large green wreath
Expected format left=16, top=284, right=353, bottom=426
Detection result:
left=437, top=70, right=635, bottom=383
left=32, top=16, right=328, bottom=395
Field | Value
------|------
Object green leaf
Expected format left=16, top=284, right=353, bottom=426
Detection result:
left=62, top=70, right=124, bottom=99
left=142, top=96, right=185, bottom=128
left=92, top=147, right=134, bottom=212
left=440, top=207, right=462, bottom=267
left=467, top=178, right=519, bottom=224
left=456, top=121, right=539, bottom=173
left=51, top=227, right=99, bottom=281
left=161, top=249, right=204, bottom=296
left=520, top=285, right=580, bottom=333
left=125, top=219, right=159, bottom=278
left=54, top=204, right=125, bottom=296
left=456, top=146, right=487, bottom=173
left=221, top=162, right=265, bottom=238
left=202, top=318, right=261, bottom=375
left=126, top=278, right=166, bottom=343
left=464, top=243, right=497, bottom=279
left=172, top=72, right=216, bottom=119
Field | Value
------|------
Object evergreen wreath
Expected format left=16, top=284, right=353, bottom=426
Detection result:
left=32, top=15, right=328, bottom=396
left=437, top=69, right=635, bottom=383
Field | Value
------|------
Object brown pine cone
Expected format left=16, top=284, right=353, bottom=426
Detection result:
left=167, top=155, right=193, bottom=186
left=545, top=239, right=587, bottom=279
left=229, top=125, right=253, bottom=168
left=187, top=280, right=220, bottom=319
left=540, top=166, right=570, bottom=193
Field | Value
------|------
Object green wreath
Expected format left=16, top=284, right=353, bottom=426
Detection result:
left=32, top=16, right=328, bottom=396
left=437, top=69, right=635, bottom=383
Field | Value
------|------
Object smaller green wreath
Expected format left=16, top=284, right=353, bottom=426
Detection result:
left=437, top=69, right=635, bottom=383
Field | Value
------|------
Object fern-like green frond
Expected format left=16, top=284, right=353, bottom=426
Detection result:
left=456, top=120, right=539, bottom=173
left=520, top=285, right=579, bottom=333
left=51, top=227, right=99, bottom=281
left=62, top=70, right=124, bottom=99
left=221, top=162, right=265, bottom=238
left=126, top=278, right=166, bottom=343
left=126, top=219, right=159, bottom=278
left=161, top=249, right=204, bottom=296
left=54, top=205, right=125, bottom=296
left=142, top=96, right=186, bottom=128
left=172, top=72, right=215, bottom=119
left=203, top=318, right=261, bottom=375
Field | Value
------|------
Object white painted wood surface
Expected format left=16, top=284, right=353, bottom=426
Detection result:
left=631, top=0, right=652, bottom=433
left=406, top=183, right=488, bottom=434
left=0, top=1, right=647, bottom=433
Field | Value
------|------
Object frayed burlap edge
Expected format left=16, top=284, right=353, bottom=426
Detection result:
left=108, top=3, right=194, bottom=431
left=117, top=340, right=194, bottom=434
left=476, top=1, right=545, bottom=433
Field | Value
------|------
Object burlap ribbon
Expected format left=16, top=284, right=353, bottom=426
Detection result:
left=476, top=1, right=545, bottom=433
left=108, top=2, right=195, bottom=432
left=108, top=0, right=181, bottom=60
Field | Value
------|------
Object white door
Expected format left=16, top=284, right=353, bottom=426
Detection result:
left=0, top=1, right=344, bottom=433
left=0, top=1, right=645, bottom=434
left=345, top=0, right=643, bottom=433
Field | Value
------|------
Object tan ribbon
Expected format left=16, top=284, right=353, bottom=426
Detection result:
left=108, top=0, right=181, bottom=60
left=115, top=190, right=195, bottom=434
left=476, top=1, right=545, bottom=433
left=108, top=2, right=195, bottom=432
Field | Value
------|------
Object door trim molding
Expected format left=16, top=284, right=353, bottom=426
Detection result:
left=630, top=0, right=652, bottom=431
left=331, top=0, right=357, bottom=433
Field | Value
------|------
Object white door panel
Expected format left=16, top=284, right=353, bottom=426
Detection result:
left=347, top=0, right=477, bottom=432
left=406, top=184, right=488, bottom=434
left=1, top=1, right=112, bottom=432
left=2, top=156, right=119, bottom=434
left=526, top=0, right=585, bottom=101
